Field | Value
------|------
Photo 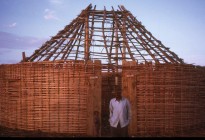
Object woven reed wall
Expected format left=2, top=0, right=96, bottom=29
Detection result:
left=0, top=61, right=205, bottom=136
left=122, top=62, right=205, bottom=136
left=0, top=60, right=101, bottom=136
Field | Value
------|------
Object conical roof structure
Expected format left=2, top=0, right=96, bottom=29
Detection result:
left=24, top=4, right=184, bottom=66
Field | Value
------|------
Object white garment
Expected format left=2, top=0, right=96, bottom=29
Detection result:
left=109, top=97, right=131, bottom=128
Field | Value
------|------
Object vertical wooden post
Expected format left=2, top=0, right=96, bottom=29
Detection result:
left=114, top=21, right=119, bottom=72
left=122, top=60, right=137, bottom=136
left=87, top=60, right=94, bottom=136
left=22, top=52, right=26, bottom=62
left=93, top=60, right=102, bottom=136
left=122, top=18, right=126, bottom=60
left=85, top=13, right=90, bottom=62
left=87, top=60, right=102, bottom=136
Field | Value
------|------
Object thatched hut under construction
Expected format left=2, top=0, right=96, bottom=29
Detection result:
left=0, top=4, right=205, bottom=137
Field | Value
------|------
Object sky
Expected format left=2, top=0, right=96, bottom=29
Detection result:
left=0, top=0, right=205, bottom=66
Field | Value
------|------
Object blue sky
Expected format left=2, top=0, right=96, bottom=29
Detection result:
left=0, top=0, right=205, bottom=66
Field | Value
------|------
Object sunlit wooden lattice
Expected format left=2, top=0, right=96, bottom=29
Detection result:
left=24, top=4, right=184, bottom=68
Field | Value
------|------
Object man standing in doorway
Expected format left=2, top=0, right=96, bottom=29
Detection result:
left=109, top=85, right=131, bottom=137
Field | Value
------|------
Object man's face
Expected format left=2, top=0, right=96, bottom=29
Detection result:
left=115, top=92, right=122, bottom=100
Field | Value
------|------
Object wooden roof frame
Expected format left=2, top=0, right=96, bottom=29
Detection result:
left=23, top=4, right=184, bottom=66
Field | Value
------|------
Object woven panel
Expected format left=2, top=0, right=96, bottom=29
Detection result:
left=0, top=61, right=101, bottom=136
left=0, top=62, right=205, bottom=136
left=122, top=62, right=205, bottom=136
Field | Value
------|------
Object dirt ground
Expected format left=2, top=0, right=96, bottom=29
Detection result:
left=0, top=125, right=205, bottom=137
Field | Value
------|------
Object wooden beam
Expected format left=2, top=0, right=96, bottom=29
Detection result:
left=22, top=52, right=26, bottom=62
left=84, top=11, right=90, bottom=62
